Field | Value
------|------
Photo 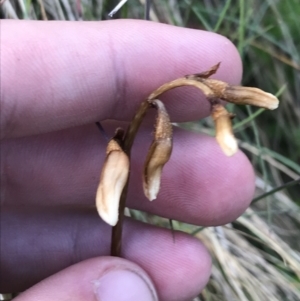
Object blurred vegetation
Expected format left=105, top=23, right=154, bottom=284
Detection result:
left=1, top=0, right=299, bottom=300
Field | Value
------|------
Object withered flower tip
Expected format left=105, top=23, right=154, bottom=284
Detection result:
left=212, top=104, right=238, bottom=157
left=202, top=79, right=279, bottom=110
left=96, top=137, right=129, bottom=226
left=223, top=86, right=279, bottom=110
left=143, top=100, right=173, bottom=201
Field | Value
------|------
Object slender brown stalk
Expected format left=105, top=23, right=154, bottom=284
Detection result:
left=111, top=100, right=150, bottom=256
left=148, top=78, right=214, bottom=100
left=110, top=180, right=129, bottom=256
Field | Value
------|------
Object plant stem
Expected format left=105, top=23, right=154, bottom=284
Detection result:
left=111, top=100, right=150, bottom=256
left=111, top=0, right=153, bottom=256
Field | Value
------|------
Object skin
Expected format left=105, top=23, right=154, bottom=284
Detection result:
left=0, top=20, right=255, bottom=301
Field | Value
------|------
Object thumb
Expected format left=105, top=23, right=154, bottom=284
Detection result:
left=13, top=257, right=158, bottom=301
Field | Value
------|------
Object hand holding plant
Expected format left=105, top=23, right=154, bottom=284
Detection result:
left=0, top=20, right=276, bottom=301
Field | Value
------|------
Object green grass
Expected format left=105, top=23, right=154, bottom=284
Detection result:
left=1, top=1, right=299, bottom=300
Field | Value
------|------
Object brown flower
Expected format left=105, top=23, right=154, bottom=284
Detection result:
left=143, top=100, right=173, bottom=201
left=200, top=78, right=279, bottom=110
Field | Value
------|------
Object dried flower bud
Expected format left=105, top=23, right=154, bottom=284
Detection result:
left=96, top=136, right=129, bottom=226
left=203, top=79, right=279, bottom=110
left=212, top=104, right=238, bottom=156
left=222, top=86, right=279, bottom=110
left=143, top=99, right=173, bottom=201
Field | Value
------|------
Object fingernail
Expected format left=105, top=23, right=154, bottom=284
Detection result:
left=95, top=269, right=158, bottom=301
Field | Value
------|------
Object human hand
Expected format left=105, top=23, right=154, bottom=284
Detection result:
left=0, top=20, right=255, bottom=301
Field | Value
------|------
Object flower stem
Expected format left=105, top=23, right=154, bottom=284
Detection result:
left=111, top=100, right=150, bottom=256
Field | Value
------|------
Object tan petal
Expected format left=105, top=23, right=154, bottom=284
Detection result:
left=223, top=86, right=279, bottom=110
left=143, top=138, right=172, bottom=201
left=203, top=79, right=279, bottom=110
left=143, top=100, right=173, bottom=201
left=96, top=140, right=129, bottom=226
left=212, top=104, right=238, bottom=156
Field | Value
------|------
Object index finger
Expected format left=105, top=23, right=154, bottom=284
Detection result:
left=1, top=19, right=242, bottom=139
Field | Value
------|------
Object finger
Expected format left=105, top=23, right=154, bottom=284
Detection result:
left=13, top=256, right=159, bottom=301
left=1, top=20, right=242, bottom=139
left=1, top=206, right=211, bottom=301
left=1, top=123, right=255, bottom=225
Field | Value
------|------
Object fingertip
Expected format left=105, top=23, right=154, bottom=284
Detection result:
left=1, top=20, right=242, bottom=138
left=123, top=221, right=212, bottom=301
left=209, top=33, right=243, bottom=85
left=129, top=130, right=255, bottom=226
left=13, top=257, right=158, bottom=301
left=204, top=147, right=255, bottom=224
left=173, top=133, right=255, bottom=225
